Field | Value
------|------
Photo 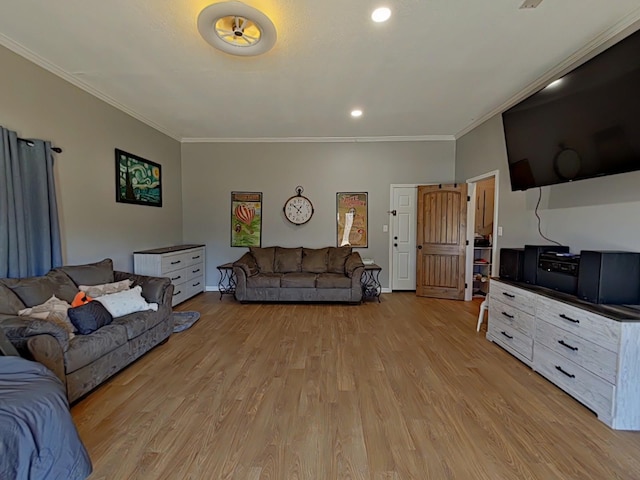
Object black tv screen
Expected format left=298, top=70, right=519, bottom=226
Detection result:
left=502, top=28, right=640, bottom=191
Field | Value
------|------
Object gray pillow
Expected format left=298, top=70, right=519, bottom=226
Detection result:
left=274, top=247, right=302, bottom=273
left=327, top=247, right=352, bottom=274
left=59, top=258, right=114, bottom=286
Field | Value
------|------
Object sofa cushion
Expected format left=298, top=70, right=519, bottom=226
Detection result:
left=327, top=247, right=352, bottom=274
left=345, top=252, right=365, bottom=277
left=113, top=309, right=165, bottom=340
left=234, top=253, right=259, bottom=277
left=2, top=270, right=78, bottom=308
left=0, top=284, right=26, bottom=314
left=68, top=301, right=113, bottom=335
left=281, top=272, right=317, bottom=288
left=274, top=247, right=302, bottom=273
left=246, top=273, right=282, bottom=288
left=316, top=273, right=352, bottom=289
left=302, top=248, right=329, bottom=273
left=250, top=247, right=276, bottom=274
left=64, top=324, right=128, bottom=374
left=59, top=258, right=114, bottom=287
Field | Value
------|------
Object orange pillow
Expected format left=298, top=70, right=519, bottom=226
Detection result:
left=71, top=291, right=93, bottom=307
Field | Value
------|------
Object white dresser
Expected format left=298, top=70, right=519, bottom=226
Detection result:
left=134, top=244, right=205, bottom=307
left=488, top=278, right=640, bottom=430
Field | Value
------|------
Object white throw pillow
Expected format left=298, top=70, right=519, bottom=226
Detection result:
left=18, top=295, right=76, bottom=339
left=79, top=279, right=132, bottom=298
left=94, top=285, right=158, bottom=318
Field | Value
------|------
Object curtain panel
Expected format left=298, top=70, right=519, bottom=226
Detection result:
left=0, top=126, right=62, bottom=278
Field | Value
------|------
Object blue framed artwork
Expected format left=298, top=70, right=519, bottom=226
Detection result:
left=115, top=149, right=162, bottom=207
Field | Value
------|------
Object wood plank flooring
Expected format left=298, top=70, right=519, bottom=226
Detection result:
left=72, top=292, right=640, bottom=479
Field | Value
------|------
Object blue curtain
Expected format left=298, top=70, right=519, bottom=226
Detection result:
left=0, top=126, right=62, bottom=278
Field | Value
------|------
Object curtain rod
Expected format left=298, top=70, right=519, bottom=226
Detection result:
left=18, top=137, right=63, bottom=153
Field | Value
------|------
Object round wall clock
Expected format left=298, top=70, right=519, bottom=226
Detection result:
left=283, top=186, right=314, bottom=225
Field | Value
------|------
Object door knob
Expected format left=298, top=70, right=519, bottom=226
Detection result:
left=417, top=245, right=423, bottom=249
left=394, top=236, right=398, bottom=240
left=394, top=243, right=398, bottom=247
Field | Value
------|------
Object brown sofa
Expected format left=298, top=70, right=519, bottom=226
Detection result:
left=233, top=246, right=365, bottom=303
left=0, top=259, right=174, bottom=402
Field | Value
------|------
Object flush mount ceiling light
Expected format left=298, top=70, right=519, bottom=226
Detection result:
left=351, top=109, right=363, bottom=118
left=197, top=1, right=277, bottom=56
left=371, top=7, right=391, bottom=23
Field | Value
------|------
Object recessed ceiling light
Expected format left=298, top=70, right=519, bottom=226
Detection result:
left=351, top=109, right=363, bottom=118
left=546, top=79, right=563, bottom=89
left=371, top=7, right=391, bottom=23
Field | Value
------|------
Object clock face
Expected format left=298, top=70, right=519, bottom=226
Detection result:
left=284, top=195, right=314, bottom=225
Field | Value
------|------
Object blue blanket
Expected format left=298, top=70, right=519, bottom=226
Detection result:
left=0, top=357, right=92, bottom=480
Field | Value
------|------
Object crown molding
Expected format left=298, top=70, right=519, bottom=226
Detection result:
left=0, top=33, right=181, bottom=141
left=181, top=135, right=455, bottom=143
left=455, top=9, right=640, bottom=139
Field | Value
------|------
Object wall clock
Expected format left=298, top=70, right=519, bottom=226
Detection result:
left=283, top=186, right=314, bottom=225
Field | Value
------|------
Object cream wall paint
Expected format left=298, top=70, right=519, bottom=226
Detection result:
left=455, top=114, right=640, bottom=268
left=0, top=45, right=182, bottom=272
left=181, top=141, right=455, bottom=288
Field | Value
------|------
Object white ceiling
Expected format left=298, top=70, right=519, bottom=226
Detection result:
left=0, top=0, right=639, bottom=141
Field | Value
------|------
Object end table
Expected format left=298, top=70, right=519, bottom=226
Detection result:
left=217, top=263, right=236, bottom=300
left=361, top=264, right=382, bottom=302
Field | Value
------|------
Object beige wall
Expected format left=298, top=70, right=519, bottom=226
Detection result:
left=455, top=114, right=640, bottom=268
left=182, top=141, right=455, bottom=288
left=0, top=45, right=182, bottom=271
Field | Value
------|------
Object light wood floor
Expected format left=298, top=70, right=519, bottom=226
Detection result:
left=72, top=292, right=640, bottom=479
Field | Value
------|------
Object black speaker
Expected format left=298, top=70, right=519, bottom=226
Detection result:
left=577, top=251, right=640, bottom=304
left=499, top=248, right=525, bottom=281
left=523, top=244, right=570, bottom=284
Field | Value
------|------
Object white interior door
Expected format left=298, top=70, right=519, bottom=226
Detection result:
left=391, top=186, right=417, bottom=290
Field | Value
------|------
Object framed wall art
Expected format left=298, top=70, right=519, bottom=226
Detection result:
left=115, top=149, right=162, bottom=207
left=231, top=191, right=262, bottom=247
left=336, top=192, right=368, bottom=247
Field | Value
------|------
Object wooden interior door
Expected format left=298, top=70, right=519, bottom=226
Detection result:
left=416, top=184, right=468, bottom=300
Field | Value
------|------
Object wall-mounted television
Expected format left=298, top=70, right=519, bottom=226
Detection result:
left=502, top=28, right=640, bottom=191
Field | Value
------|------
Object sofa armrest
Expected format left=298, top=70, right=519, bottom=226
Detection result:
left=114, top=271, right=173, bottom=306
left=233, top=253, right=259, bottom=277
left=27, top=335, right=66, bottom=385
left=0, top=313, right=70, bottom=352
left=345, top=252, right=365, bottom=278
left=233, top=266, right=248, bottom=301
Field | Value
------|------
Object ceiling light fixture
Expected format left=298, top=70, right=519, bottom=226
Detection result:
left=371, top=7, right=391, bottom=23
left=546, top=79, right=563, bottom=89
left=198, top=1, right=277, bottom=56
left=351, top=109, right=363, bottom=118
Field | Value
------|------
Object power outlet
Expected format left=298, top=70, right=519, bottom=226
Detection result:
left=383, top=225, right=388, bottom=232
left=497, top=226, right=503, bottom=236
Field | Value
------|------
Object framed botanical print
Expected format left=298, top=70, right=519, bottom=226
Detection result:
left=115, top=149, right=162, bottom=207
left=231, top=192, right=262, bottom=247
left=336, top=192, right=368, bottom=247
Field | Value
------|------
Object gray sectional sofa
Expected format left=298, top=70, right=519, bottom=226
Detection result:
left=0, top=259, right=174, bottom=402
left=233, top=246, right=365, bottom=303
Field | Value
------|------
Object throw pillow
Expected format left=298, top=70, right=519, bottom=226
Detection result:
left=68, top=301, right=113, bottom=335
left=328, top=247, right=353, bottom=274
left=274, top=247, right=302, bottom=273
left=79, top=279, right=132, bottom=298
left=249, top=247, right=276, bottom=273
left=302, top=248, right=329, bottom=273
left=95, top=286, right=158, bottom=318
left=59, top=258, right=114, bottom=287
left=71, top=291, right=93, bottom=307
left=18, top=295, right=76, bottom=339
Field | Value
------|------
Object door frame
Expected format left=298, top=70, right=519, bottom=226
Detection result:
left=464, top=170, right=500, bottom=301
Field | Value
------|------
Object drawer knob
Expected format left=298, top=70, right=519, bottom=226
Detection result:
left=501, top=331, right=513, bottom=340
left=555, top=365, right=576, bottom=379
left=559, top=313, right=579, bottom=324
left=193, top=268, right=200, bottom=273
left=558, top=340, right=578, bottom=352
left=192, top=282, right=201, bottom=287
left=171, top=260, right=182, bottom=265
left=502, top=292, right=515, bottom=299
left=192, top=255, right=200, bottom=259
left=173, top=290, right=182, bottom=296
left=501, top=311, right=514, bottom=319
left=171, top=275, right=182, bottom=281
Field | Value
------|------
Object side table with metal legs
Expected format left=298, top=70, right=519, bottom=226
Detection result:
left=217, top=263, right=236, bottom=300
left=361, top=264, right=382, bottom=302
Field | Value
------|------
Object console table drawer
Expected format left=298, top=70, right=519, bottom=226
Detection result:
left=488, top=317, right=533, bottom=361
left=489, top=298, right=534, bottom=337
left=491, top=281, right=536, bottom=315
left=536, top=296, right=620, bottom=352
left=534, top=344, right=614, bottom=419
left=535, top=319, right=618, bottom=384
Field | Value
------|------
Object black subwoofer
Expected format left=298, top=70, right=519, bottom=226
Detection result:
left=499, top=248, right=525, bottom=281
left=577, top=250, right=640, bottom=304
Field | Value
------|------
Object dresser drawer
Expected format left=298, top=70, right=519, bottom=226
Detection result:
left=488, top=317, right=533, bottom=361
left=186, top=274, right=205, bottom=298
left=171, top=280, right=189, bottom=306
left=160, top=251, right=193, bottom=274
left=535, top=319, right=618, bottom=384
left=491, top=281, right=536, bottom=316
left=489, top=298, right=534, bottom=337
left=186, top=263, right=204, bottom=282
left=184, top=248, right=204, bottom=268
left=166, top=265, right=189, bottom=285
left=536, top=296, right=620, bottom=352
left=534, top=344, right=614, bottom=419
